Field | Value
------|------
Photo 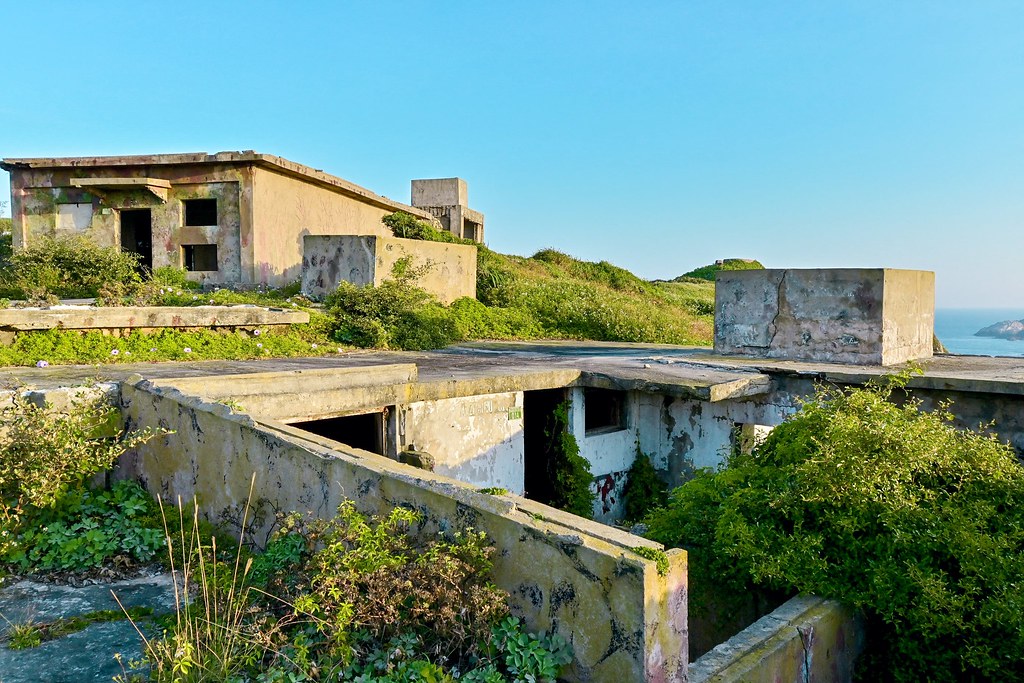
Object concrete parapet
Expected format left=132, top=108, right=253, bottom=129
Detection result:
left=301, top=234, right=477, bottom=304
left=117, top=378, right=688, bottom=682
left=0, top=305, right=307, bottom=336
left=690, top=595, right=864, bottom=683
left=714, top=268, right=934, bottom=365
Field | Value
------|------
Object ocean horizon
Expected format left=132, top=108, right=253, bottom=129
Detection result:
left=935, top=308, right=1024, bottom=357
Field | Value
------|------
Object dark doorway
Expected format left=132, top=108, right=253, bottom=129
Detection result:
left=523, top=388, right=568, bottom=504
left=120, top=209, right=153, bottom=271
left=289, top=412, right=384, bottom=454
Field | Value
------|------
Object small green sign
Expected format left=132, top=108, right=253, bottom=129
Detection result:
left=508, top=407, right=523, bottom=420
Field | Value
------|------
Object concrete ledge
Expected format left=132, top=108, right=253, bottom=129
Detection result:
left=690, top=595, right=864, bottom=683
left=0, top=305, right=309, bottom=331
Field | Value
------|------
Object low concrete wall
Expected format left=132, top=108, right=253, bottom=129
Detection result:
left=116, top=378, right=687, bottom=682
left=715, top=268, right=934, bottom=365
left=0, top=305, right=308, bottom=334
left=689, top=595, right=864, bottom=683
left=301, top=234, right=477, bottom=303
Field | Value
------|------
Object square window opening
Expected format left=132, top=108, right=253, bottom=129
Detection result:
left=183, top=244, right=218, bottom=271
left=183, top=198, right=218, bottom=226
left=584, top=388, right=627, bottom=435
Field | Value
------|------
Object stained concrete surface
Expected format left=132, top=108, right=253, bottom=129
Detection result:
left=0, top=569, right=177, bottom=683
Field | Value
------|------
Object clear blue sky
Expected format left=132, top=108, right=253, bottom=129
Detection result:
left=1, top=2, right=1021, bottom=307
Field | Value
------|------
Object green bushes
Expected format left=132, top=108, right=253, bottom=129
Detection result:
left=3, top=236, right=143, bottom=301
left=621, top=448, right=667, bottom=523
left=0, top=392, right=164, bottom=573
left=383, top=211, right=474, bottom=245
left=644, top=374, right=1024, bottom=680
left=137, top=501, right=572, bottom=682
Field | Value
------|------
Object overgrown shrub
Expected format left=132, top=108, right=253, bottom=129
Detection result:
left=6, top=236, right=143, bottom=301
left=621, top=447, right=667, bottom=523
left=644, top=373, right=1024, bottom=680
left=541, top=401, right=594, bottom=518
left=138, top=501, right=572, bottom=682
left=383, top=211, right=473, bottom=245
left=675, top=258, right=764, bottom=282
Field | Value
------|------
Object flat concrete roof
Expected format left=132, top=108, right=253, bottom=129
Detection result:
left=0, top=151, right=433, bottom=220
left=4, top=341, right=1024, bottom=400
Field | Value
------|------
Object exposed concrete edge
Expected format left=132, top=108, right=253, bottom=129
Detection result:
left=689, top=595, right=864, bottom=683
left=408, top=370, right=583, bottom=402
left=151, top=364, right=419, bottom=398
left=0, top=305, right=308, bottom=331
left=255, top=416, right=665, bottom=554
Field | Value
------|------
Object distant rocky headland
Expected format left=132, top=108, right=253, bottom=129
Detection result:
left=975, top=319, right=1024, bottom=341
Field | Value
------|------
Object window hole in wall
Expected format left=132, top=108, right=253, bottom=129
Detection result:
left=584, top=388, right=627, bottom=435
left=289, top=412, right=385, bottom=455
left=183, top=244, right=218, bottom=272
left=183, top=198, right=217, bottom=226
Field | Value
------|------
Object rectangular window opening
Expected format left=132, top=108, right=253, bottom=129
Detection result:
left=183, top=244, right=218, bottom=271
left=584, top=388, right=627, bottom=435
left=288, top=412, right=385, bottom=455
left=183, top=198, right=218, bottom=226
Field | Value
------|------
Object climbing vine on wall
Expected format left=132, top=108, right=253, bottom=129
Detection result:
left=544, top=400, right=595, bottom=518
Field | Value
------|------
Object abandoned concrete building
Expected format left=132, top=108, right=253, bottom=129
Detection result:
left=8, top=240, right=1021, bottom=681
left=0, top=152, right=484, bottom=287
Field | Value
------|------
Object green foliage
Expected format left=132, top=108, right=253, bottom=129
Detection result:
left=0, top=391, right=157, bottom=523
left=137, top=500, right=572, bottom=683
left=630, top=546, right=669, bottom=576
left=645, top=373, right=1024, bottom=681
left=4, top=236, right=143, bottom=301
left=0, top=322, right=334, bottom=367
left=383, top=211, right=474, bottom=245
left=621, top=448, right=667, bottom=523
left=676, top=258, right=764, bottom=282
left=325, top=278, right=458, bottom=351
left=541, top=401, right=594, bottom=518
left=2, top=480, right=164, bottom=571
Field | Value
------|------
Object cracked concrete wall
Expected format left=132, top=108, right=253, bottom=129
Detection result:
left=400, top=392, right=525, bottom=494
left=116, top=378, right=688, bottom=682
left=715, top=268, right=934, bottom=365
left=301, top=234, right=477, bottom=303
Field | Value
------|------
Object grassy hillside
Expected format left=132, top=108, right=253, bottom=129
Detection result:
left=475, top=248, right=715, bottom=344
left=675, top=258, right=764, bottom=282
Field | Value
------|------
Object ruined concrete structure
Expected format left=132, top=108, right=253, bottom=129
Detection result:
left=0, top=152, right=484, bottom=288
left=715, top=268, right=935, bottom=365
left=410, top=177, right=485, bottom=242
left=300, top=234, right=477, bottom=303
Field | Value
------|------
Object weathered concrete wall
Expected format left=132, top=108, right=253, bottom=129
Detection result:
left=400, top=392, right=525, bottom=494
left=116, top=378, right=688, bottom=682
left=637, top=394, right=794, bottom=488
left=689, top=595, right=864, bottom=682
left=6, top=164, right=248, bottom=284
left=715, top=269, right=934, bottom=366
left=301, top=234, right=477, bottom=303
left=248, top=167, right=399, bottom=285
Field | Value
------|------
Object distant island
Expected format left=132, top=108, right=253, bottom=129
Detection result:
left=975, top=319, right=1024, bottom=341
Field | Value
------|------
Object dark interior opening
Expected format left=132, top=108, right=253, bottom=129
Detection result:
left=183, top=198, right=218, bottom=226
left=523, top=388, right=568, bottom=505
left=183, top=244, right=219, bottom=271
left=289, top=412, right=384, bottom=455
left=119, top=208, right=153, bottom=272
left=584, top=388, right=626, bottom=434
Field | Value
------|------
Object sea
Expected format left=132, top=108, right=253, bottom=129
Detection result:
left=935, top=309, right=1024, bottom=357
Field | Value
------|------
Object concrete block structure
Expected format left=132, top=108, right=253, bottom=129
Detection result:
left=715, top=268, right=935, bottom=365
left=410, top=177, right=485, bottom=242
left=300, top=234, right=477, bottom=303
left=0, top=152, right=483, bottom=288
